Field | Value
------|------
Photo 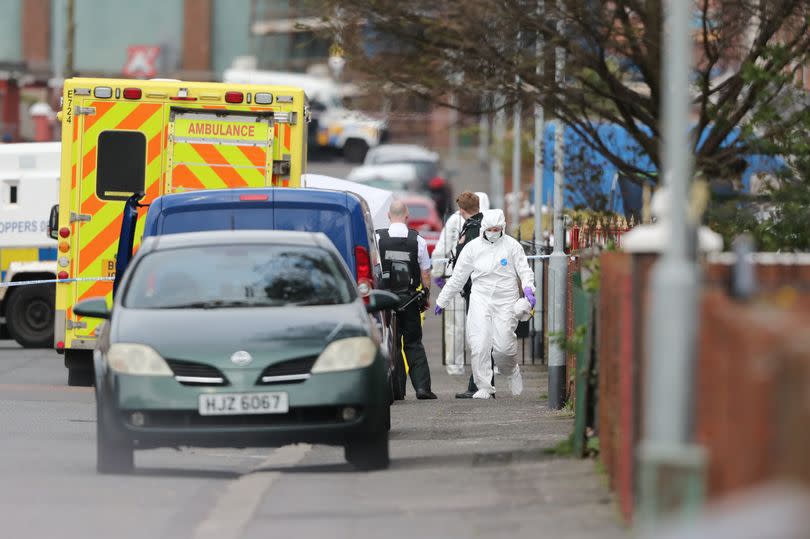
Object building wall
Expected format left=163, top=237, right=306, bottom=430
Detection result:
left=50, top=0, right=184, bottom=76
left=0, top=0, right=22, bottom=64
left=212, top=0, right=252, bottom=77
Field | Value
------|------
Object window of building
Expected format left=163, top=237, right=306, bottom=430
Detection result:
left=96, top=131, right=146, bottom=201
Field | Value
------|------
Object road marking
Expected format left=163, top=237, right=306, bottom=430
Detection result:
left=0, top=383, right=92, bottom=393
left=192, top=443, right=312, bottom=539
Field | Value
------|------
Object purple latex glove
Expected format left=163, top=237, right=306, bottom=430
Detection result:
left=435, top=277, right=446, bottom=289
left=523, top=287, right=536, bottom=308
left=434, top=305, right=444, bottom=316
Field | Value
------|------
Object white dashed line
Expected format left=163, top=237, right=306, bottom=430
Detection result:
left=193, top=443, right=312, bottom=539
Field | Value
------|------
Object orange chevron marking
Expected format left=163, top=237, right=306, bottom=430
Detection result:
left=82, top=146, right=97, bottom=180
left=190, top=143, right=249, bottom=187
left=79, top=279, right=113, bottom=302
left=172, top=164, right=206, bottom=190
left=71, top=164, right=76, bottom=189
left=189, top=143, right=229, bottom=165
left=115, top=103, right=161, bottom=131
left=237, top=145, right=266, bottom=167
left=80, top=194, right=104, bottom=216
left=79, top=214, right=122, bottom=274
left=83, top=101, right=116, bottom=132
left=284, top=125, right=291, bottom=150
left=147, top=130, right=163, bottom=165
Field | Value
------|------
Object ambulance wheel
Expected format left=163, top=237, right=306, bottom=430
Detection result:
left=343, top=139, right=369, bottom=163
left=5, top=284, right=55, bottom=348
left=68, top=367, right=94, bottom=387
left=66, top=350, right=95, bottom=387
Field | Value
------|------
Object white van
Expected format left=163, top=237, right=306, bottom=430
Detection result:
left=223, top=67, right=388, bottom=162
left=0, top=142, right=59, bottom=347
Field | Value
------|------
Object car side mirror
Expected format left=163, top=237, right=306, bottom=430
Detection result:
left=365, top=290, right=400, bottom=314
left=47, top=204, right=59, bottom=240
left=73, top=297, right=111, bottom=320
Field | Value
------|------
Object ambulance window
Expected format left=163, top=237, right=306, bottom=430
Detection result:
left=96, top=130, right=146, bottom=201
left=9, top=185, right=17, bottom=204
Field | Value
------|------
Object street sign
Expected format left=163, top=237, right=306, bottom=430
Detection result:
left=123, top=46, right=160, bottom=78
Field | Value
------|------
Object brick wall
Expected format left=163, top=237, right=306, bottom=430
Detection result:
left=181, top=0, right=212, bottom=80
left=22, top=0, right=50, bottom=72
left=596, top=252, right=635, bottom=521
left=695, top=291, right=810, bottom=498
left=595, top=252, right=810, bottom=522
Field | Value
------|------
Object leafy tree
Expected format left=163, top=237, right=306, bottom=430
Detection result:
left=323, top=0, right=810, bottom=190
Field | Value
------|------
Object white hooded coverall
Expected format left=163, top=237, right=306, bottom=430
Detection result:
left=435, top=209, right=534, bottom=396
left=431, top=192, right=490, bottom=375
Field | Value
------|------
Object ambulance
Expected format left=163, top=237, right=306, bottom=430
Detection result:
left=0, top=143, right=59, bottom=348
left=52, top=77, right=309, bottom=386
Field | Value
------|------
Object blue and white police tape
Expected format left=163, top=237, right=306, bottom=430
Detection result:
left=0, top=277, right=114, bottom=288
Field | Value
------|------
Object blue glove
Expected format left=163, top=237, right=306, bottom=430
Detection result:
left=434, top=305, right=444, bottom=316
left=523, top=287, right=536, bottom=308
left=435, top=277, right=446, bottom=289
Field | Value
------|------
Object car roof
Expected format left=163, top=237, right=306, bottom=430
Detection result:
left=365, top=144, right=439, bottom=164
left=143, top=229, right=333, bottom=253
left=347, top=163, right=420, bottom=182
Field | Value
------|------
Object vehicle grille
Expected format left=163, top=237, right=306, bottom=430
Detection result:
left=165, top=359, right=228, bottom=386
left=256, top=356, right=318, bottom=385
left=126, top=406, right=350, bottom=428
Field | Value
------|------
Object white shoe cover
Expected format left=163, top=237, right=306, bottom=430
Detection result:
left=446, top=365, right=465, bottom=376
left=472, top=389, right=493, bottom=399
left=508, top=366, right=523, bottom=396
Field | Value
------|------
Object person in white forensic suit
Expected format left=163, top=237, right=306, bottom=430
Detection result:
left=431, top=191, right=490, bottom=375
left=434, top=209, right=536, bottom=399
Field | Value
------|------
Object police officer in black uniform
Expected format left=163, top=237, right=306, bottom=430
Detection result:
left=377, top=200, right=437, bottom=400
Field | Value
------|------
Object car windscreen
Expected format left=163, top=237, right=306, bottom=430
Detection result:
left=364, top=179, right=412, bottom=191
left=124, top=244, right=355, bottom=309
left=406, top=203, right=431, bottom=219
left=373, top=160, right=436, bottom=181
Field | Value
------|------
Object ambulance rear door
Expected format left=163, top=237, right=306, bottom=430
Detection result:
left=70, top=97, right=167, bottom=344
left=167, top=109, right=275, bottom=192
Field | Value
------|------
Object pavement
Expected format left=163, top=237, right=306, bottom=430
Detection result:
left=0, top=158, right=627, bottom=538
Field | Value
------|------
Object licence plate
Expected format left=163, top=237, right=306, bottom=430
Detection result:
left=198, top=392, right=289, bottom=416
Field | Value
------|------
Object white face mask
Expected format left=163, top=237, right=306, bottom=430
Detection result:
left=484, top=230, right=502, bottom=243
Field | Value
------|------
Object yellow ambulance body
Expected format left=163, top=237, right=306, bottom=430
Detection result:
left=54, top=78, right=308, bottom=377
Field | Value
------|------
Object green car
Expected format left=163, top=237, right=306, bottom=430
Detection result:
left=75, top=230, right=399, bottom=474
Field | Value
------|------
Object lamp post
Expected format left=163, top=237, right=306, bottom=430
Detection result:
left=533, top=0, right=546, bottom=359
left=638, top=0, right=706, bottom=527
left=547, top=0, right=567, bottom=410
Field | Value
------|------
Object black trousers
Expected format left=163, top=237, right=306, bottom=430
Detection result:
left=463, top=295, right=494, bottom=393
left=394, top=300, right=432, bottom=396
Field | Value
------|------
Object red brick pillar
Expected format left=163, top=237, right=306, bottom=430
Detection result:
left=0, top=80, right=20, bottom=141
left=182, top=0, right=212, bottom=78
left=22, top=0, right=51, bottom=70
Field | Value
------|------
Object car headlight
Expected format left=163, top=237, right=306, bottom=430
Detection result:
left=310, top=337, right=377, bottom=373
left=106, top=343, right=173, bottom=376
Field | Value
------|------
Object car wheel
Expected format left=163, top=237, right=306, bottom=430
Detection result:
left=66, top=350, right=94, bottom=387
left=96, top=400, right=133, bottom=474
left=5, top=284, right=55, bottom=348
left=68, top=367, right=94, bottom=387
left=345, top=431, right=389, bottom=471
left=343, top=139, right=369, bottom=163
